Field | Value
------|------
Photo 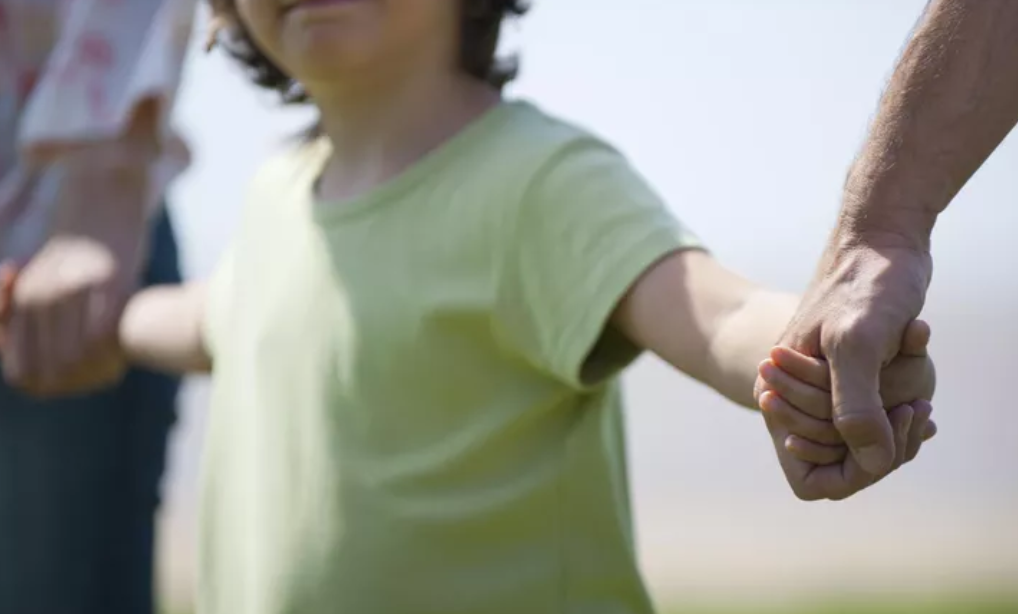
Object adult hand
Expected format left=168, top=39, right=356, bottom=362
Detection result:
left=767, top=232, right=934, bottom=499
left=0, top=145, right=151, bottom=397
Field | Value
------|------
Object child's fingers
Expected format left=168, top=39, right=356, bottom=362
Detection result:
left=769, top=318, right=929, bottom=396
left=899, top=319, right=931, bottom=358
left=887, top=403, right=915, bottom=472
left=759, top=391, right=844, bottom=446
left=784, top=435, right=847, bottom=466
left=770, top=347, right=830, bottom=392
left=758, top=360, right=832, bottom=420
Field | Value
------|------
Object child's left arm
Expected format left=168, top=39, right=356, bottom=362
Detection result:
left=611, top=248, right=800, bottom=409
left=611, top=249, right=936, bottom=411
left=497, top=137, right=934, bottom=413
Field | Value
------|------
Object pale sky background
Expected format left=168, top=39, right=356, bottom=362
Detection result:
left=160, top=0, right=1018, bottom=607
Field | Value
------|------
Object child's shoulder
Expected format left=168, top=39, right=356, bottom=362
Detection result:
left=497, top=100, right=621, bottom=163
left=479, top=100, right=636, bottom=203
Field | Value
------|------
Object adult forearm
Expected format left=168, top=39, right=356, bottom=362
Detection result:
left=841, top=0, right=1018, bottom=250
left=34, top=100, right=166, bottom=268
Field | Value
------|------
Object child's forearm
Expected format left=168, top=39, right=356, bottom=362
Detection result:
left=704, top=289, right=800, bottom=409
left=119, top=282, right=212, bottom=374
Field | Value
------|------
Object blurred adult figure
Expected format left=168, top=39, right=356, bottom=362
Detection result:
left=0, top=1, right=195, bottom=613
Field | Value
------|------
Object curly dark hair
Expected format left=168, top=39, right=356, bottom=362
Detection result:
left=207, top=0, right=529, bottom=105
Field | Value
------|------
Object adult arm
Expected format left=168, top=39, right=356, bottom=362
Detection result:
left=768, top=0, right=1018, bottom=486
left=842, top=0, right=1018, bottom=247
left=0, top=0, right=197, bottom=395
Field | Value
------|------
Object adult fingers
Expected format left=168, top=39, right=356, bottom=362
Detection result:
left=905, top=400, right=935, bottom=463
left=18, top=345, right=123, bottom=399
left=784, top=435, right=847, bottom=466
left=864, top=404, right=916, bottom=490
left=36, top=299, right=60, bottom=384
left=758, top=360, right=832, bottom=420
left=52, top=290, right=88, bottom=379
left=760, top=401, right=821, bottom=501
left=759, top=391, right=843, bottom=446
left=827, top=334, right=896, bottom=476
left=803, top=447, right=877, bottom=501
left=887, top=404, right=914, bottom=472
left=1, top=310, right=32, bottom=385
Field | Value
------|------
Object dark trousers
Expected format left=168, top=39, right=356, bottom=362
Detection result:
left=0, top=208, right=181, bottom=614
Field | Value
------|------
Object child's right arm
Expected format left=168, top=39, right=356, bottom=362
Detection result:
left=119, top=282, right=212, bottom=374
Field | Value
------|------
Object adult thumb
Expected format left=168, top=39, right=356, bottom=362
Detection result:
left=828, top=342, right=896, bottom=476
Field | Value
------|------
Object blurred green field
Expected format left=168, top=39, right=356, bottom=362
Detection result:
left=164, top=594, right=1018, bottom=614
left=663, top=597, right=1018, bottom=614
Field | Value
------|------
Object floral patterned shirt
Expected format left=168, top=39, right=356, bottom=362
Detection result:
left=0, top=0, right=196, bottom=254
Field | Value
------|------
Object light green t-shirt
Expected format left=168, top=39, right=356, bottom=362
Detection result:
left=200, top=101, right=701, bottom=614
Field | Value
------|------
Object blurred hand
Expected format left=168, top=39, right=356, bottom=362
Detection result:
left=755, top=320, right=936, bottom=498
left=0, top=146, right=151, bottom=398
left=760, top=238, right=934, bottom=499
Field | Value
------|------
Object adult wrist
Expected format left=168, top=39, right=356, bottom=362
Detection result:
left=837, top=156, right=945, bottom=254
left=47, top=147, right=154, bottom=279
left=835, top=186, right=938, bottom=255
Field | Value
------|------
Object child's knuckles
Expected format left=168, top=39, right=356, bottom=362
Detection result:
left=768, top=369, right=830, bottom=412
left=766, top=400, right=805, bottom=430
left=759, top=364, right=788, bottom=391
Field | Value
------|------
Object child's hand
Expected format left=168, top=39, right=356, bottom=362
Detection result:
left=756, top=319, right=936, bottom=467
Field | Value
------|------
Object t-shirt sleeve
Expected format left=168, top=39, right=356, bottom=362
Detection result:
left=495, top=138, right=703, bottom=389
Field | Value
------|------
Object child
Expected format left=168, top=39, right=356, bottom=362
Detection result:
left=0, top=1, right=936, bottom=613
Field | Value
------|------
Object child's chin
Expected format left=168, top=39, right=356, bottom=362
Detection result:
left=284, top=32, right=385, bottom=79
